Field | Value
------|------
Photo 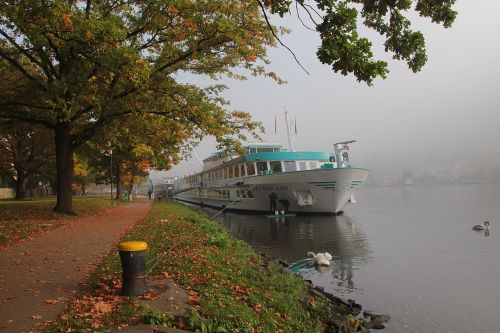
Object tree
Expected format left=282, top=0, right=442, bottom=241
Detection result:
left=0, top=0, right=270, bottom=213
left=73, top=152, right=98, bottom=196
left=260, top=0, right=457, bottom=84
left=0, top=0, right=457, bottom=213
left=85, top=114, right=187, bottom=199
left=0, top=122, right=54, bottom=199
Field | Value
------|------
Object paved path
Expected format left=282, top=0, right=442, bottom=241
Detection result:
left=0, top=199, right=152, bottom=333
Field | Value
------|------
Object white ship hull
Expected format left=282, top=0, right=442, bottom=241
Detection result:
left=173, top=168, right=368, bottom=214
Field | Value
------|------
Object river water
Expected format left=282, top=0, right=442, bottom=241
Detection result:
left=195, top=184, right=500, bottom=333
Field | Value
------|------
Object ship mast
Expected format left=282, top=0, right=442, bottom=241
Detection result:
left=284, top=109, right=295, bottom=152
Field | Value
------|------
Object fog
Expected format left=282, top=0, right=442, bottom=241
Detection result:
left=159, top=0, right=500, bottom=184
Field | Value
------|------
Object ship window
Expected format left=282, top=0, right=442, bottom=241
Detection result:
left=235, top=164, right=240, bottom=178
left=246, top=190, right=254, bottom=198
left=270, top=161, right=282, bottom=173
left=258, top=147, right=273, bottom=152
left=310, top=161, right=317, bottom=169
left=284, top=161, right=296, bottom=172
left=218, top=169, right=223, bottom=180
left=246, top=163, right=256, bottom=175
left=229, top=166, right=233, bottom=178
left=240, top=164, right=245, bottom=176
left=224, top=168, right=228, bottom=179
left=250, top=147, right=257, bottom=153
left=256, top=161, right=268, bottom=174
left=299, top=161, right=307, bottom=171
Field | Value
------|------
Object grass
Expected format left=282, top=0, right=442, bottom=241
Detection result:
left=43, top=201, right=336, bottom=333
left=0, top=196, right=118, bottom=246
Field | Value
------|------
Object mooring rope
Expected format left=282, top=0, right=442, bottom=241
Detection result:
left=143, top=179, right=264, bottom=275
left=208, top=182, right=260, bottom=220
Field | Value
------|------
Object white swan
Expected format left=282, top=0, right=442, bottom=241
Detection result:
left=472, top=221, right=490, bottom=231
left=307, top=252, right=333, bottom=267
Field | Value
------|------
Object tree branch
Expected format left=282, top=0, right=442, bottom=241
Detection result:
left=256, top=0, right=309, bottom=75
left=295, top=1, right=317, bottom=31
left=86, top=0, right=92, bottom=18
left=0, top=112, right=54, bottom=129
left=155, top=33, right=219, bottom=73
left=0, top=30, right=48, bottom=74
left=0, top=49, right=48, bottom=91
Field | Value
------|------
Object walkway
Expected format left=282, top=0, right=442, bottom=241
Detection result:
left=0, top=199, right=152, bottom=333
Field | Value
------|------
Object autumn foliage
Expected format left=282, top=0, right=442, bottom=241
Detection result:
left=46, top=202, right=335, bottom=332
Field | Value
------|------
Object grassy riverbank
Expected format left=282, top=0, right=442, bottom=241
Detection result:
left=44, top=200, right=347, bottom=332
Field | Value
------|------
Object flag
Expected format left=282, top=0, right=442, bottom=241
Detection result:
left=274, top=115, right=277, bottom=134
left=294, top=117, right=297, bottom=135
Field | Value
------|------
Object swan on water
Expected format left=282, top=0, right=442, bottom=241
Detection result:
left=307, top=252, right=333, bottom=267
left=472, top=221, right=490, bottom=231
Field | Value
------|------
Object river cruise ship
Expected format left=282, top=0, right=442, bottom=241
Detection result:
left=173, top=141, right=369, bottom=214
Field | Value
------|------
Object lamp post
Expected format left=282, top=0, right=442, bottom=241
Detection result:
left=110, top=148, right=113, bottom=206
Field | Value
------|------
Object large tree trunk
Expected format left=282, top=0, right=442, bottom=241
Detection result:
left=14, top=170, right=26, bottom=199
left=81, top=182, right=86, bottom=196
left=54, top=122, right=75, bottom=214
left=115, top=159, right=121, bottom=200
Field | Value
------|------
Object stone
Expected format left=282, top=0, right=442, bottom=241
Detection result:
left=371, top=314, right=391, bottom=323
left=309, top=289, right=328, bottom=300
left=278, top=259, right=289, bottom=267
left=363, top=310, right=374, bottom=318
left=313, top=286, right=324, bottom=293
left=137, top=279, right=190, bottom=316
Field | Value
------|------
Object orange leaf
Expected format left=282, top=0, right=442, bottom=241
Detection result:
left=44, top=299, right=60, bottom=305
left=188, top=296, right=200, bottom=306
left=92, top=301, right=113, bottom=314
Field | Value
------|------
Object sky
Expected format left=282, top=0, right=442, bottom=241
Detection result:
left=159, top=0, right=500, bottom=181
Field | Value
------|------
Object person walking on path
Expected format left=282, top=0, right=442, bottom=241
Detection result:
left=0, top=199, right=152, bottom=333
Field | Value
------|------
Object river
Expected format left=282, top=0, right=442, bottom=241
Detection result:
left=193, top=183, right=500, bottom=333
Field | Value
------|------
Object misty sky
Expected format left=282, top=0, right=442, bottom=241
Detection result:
left=162, top=0, right=500, bottom=179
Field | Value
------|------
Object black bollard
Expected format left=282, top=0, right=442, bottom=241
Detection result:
left=118, top=241, right=149, bottom=296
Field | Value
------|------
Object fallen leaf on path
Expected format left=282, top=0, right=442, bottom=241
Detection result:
left=92, top=301, right=113, bottom=314
left=32, top=314, right=42, bottom=320
left=188, top=296, right=200, bottom=306
left=44, top=299, right=60, bottom=305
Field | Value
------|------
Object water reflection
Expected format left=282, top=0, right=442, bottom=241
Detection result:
left=184, top=184, right=500, bottom=333
left=211, top=210, right=373, bottom=296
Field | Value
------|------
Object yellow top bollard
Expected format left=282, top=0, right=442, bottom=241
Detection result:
left=118, top=241, right=148, bottom=252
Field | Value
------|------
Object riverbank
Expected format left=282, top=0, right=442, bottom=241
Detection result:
left=42, top=201, right=378, bottom=332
